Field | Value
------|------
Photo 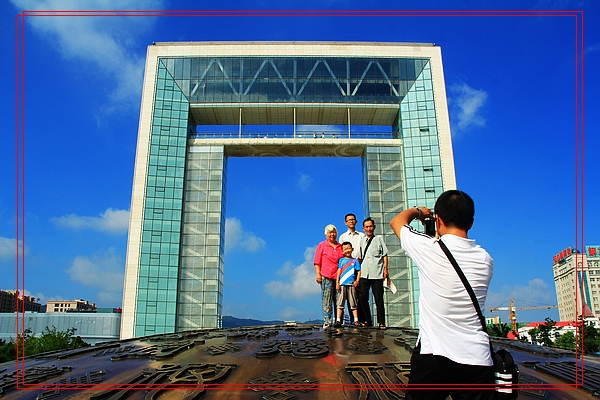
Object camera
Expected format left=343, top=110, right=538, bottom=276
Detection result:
left=425, top=218, right=436, bottom=237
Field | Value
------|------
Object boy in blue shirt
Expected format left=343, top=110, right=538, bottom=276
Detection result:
left=335, top=242, right=361, bottom=327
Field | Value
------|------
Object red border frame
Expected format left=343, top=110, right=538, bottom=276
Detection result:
left=14, top=8, right=585, bottom=394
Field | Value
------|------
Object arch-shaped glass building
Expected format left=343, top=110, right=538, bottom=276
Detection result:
left=121, top=42, right=456, bottom=339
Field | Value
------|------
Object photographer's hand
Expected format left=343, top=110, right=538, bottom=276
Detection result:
left=390, top=206, right=434, bottom=236
left=416, top=206, right=434, bottom=223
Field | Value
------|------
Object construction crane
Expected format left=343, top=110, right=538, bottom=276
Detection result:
left=488, top=298, right=558, bottom=333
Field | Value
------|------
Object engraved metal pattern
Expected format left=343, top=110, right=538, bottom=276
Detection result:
left=105, top=340, right=195, bottom=361
left=518, top=374, right=547, bottom=398
left=290, top=339, right=329, bottom=359
left=255, top=338, right=329, bottom=359
left=0, top=365, right=71, bottom=396
left=93, top=344, right=137, bottom=357
left=245, top=328, right=279, bottom=340
left=256, top=339, right=293, bottom=358
left=386, top=362, right=411, bottom=385
left=535, top=361, right=600, bottom=395
left=286, top=329, right=314, bottom=337
left=89, top=363, right=236, bottom=400
left=36, top=369, right=106, bottom=399
left=346, top=362, right=405, bottom=399
left=203, top=342, right=243, bottom=356
left=347, top=340, right=387, bottom=354
left=249, top=369, right=317, bottom=400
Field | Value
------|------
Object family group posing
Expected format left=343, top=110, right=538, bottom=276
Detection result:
left=313, top=214, right=389, bottom=330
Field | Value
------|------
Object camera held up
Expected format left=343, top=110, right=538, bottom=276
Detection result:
left=425, top=218, right=436, bottom=237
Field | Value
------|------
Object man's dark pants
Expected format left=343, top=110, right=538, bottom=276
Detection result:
left=358, top=278, right=385, bottom=326
left=406, top=344, right=495, bottom=400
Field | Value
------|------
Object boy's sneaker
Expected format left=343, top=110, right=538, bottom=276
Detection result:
left=322, top=323, right=330, bottom=330
left=333, top=321, right=342, bottom=328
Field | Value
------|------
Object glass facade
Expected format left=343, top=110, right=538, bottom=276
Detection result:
left=362, top=62, right=445, bottom=327
left=179, top=145, right=226, bottom=330
left=362, top=146, right=413, bottom=326
left=126, top=44, right=453, bottom=336
left=162, top=56, right=429, bottom=105
left=398, top=61, right=445, bottom=322
left=135, top=60, right=188, bottom=337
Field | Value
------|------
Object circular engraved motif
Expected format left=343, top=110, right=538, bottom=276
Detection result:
left=225, top=145, right=256, bottom=157
left=279, top=145, right=312, bottom=156
left=334, top=144, right=364, bottom=157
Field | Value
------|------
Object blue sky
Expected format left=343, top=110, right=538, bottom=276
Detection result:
left=1, top=0, right=598, bottom=325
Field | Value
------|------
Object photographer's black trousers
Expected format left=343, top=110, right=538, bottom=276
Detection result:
left=406, top=344, right=495, bottom=400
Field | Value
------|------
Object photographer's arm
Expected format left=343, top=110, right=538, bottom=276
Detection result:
left=390, top=206, right=433, bottom=237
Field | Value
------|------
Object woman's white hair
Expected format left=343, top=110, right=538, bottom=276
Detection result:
left=324, top=224, right=337, bottom=235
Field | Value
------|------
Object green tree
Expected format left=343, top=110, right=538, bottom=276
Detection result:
left=2, top=326, right=89, bottom=361
left=34, top=326, right=89, bottom=354
left=528, top=318, right=556, bottom=346
left=528, top=326, right=540, bottom=344
left=578, top=322, right=600, bottom=354
left=0, top=338, right=16, bottom=363
left=554, top=331, right=576, bottom=350
left=487, top=323, right=512, bottom=338
left=538, top=318, right=556, bottom=347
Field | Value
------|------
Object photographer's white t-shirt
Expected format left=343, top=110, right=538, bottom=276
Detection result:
left=400, top=224, right=494, bottom=366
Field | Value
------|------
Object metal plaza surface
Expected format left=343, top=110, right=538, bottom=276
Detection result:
left=1, top=325, right=599, bottom=399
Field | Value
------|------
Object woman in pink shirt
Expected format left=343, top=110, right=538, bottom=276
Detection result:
left=314, top=224, right=343, bottom=329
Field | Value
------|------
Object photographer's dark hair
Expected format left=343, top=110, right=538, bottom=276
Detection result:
left=434, top=190, right=474, bottom=231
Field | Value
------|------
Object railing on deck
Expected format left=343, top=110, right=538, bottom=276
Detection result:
left=189, top=131, right=397, bottom=140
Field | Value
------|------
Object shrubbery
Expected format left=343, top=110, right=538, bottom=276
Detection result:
left=0, top=326, right=89, bottom=362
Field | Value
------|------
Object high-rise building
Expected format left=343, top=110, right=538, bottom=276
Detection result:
left=0, top=290, right=41, bottom=313
left=121, top=42, right=456, bottom=339
left=553, top=245, right=600, bottom=321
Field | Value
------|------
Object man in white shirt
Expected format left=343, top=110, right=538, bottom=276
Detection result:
left=338, top=213, right=364, bottom=324
left=338, top=213, right=364, bottom=259
left=390, top=190, right=494, bottom=400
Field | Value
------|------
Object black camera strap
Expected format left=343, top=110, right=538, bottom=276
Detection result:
left=361, top=236, right=374, bottom=260
left=437, top=239, right=488, bottom=334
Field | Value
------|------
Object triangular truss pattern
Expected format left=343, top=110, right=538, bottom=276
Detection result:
left=159, top=59, right=191, bottom=101
left=162, top=56, right=428, bottom=102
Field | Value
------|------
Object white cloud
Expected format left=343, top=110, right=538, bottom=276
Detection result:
left=0, top=237, right=29, bottom=260
left=225, top=218, right=266, bottom=253
left=24, top=290, right=66, bottom=305
left=278, top=306, right=304, bottom=320
left=586, top=43, right=600, bottom=55
left=51, top=208, right=129, bottom=233
left=297, top=174, right=312, bottom=191
left=96, top=291, right=123, bottom=305
left=65, top=248, right=124, bottom=304
left=264, top=247, right=320, bottom=300
left=487, top=278, right=556, bottom=312
left=449, top=82, right=488, bottom=135
left=9, top=0, right=164, bottom=114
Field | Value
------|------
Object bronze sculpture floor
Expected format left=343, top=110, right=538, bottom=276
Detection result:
left=0, top=325, right=596, bottom=399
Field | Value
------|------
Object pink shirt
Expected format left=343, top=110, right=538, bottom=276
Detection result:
left=314, top=240, right=343, bottom=279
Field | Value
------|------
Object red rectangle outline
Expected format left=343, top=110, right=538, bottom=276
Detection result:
left=14, top=8, right=585, bottom=394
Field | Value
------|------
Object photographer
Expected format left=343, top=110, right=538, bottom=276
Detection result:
left=390, top=190, right=494, bottom=400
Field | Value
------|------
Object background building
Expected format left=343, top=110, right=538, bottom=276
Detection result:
left=46, top=299, right=96, bottom=313
left=122, top=42, right=456, bottom=339
left=553, top=245, right=600, bottom=321
left=0, top=311, right=121, bottom=346
left=0, top=290, right=41, bottom=313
